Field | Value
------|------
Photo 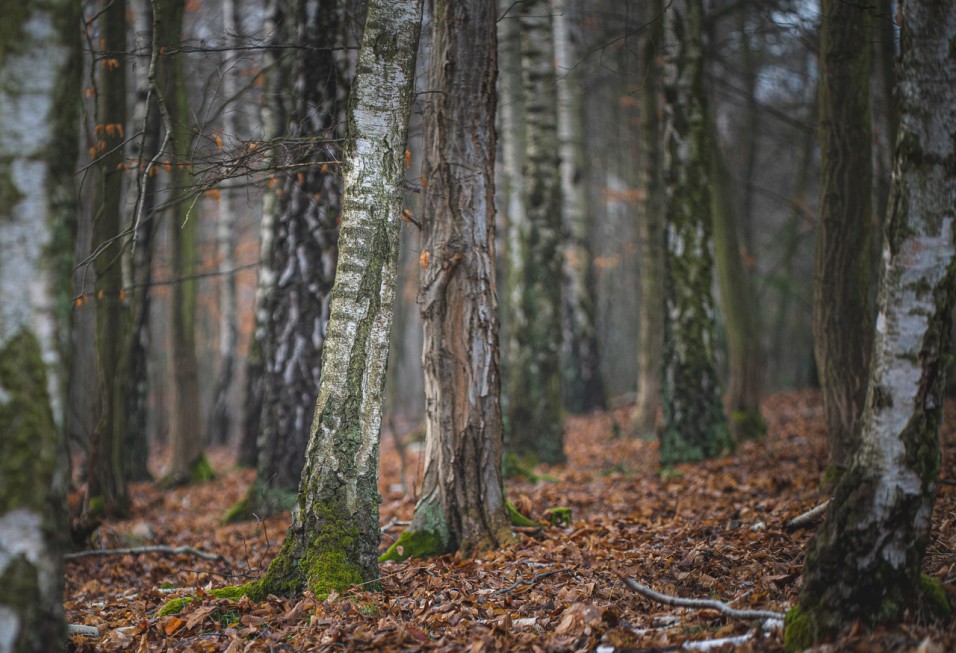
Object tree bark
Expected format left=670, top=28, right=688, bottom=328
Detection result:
left=658, top=0, right=732, bottom=466
left=506, top=0, right=566, bottom=465
left=0, top=2, right=73, bottom=648
left=553, top=0, right=604, bottom=414
left=86, top=0, right=130, bottom=518
left=252, top=0, right=423, bottom=596
left=812, top=0, right=874, bottom=473
left=381, top=0, right=513, bottom=562
left=633, top=0, right=665, bottom=438
left=787, top=1, right=956, bottom=645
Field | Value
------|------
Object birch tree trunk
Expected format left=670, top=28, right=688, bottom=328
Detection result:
left=380, top=0, right=513, bottom=562
left=0, top=1, right=72, bottom=648
left=553, top=0, right=604, bottom=414
left=86, top=0, right=130, bottom=518
left=507, top=0, right=566, bottom=465
left=786, top=2, right=956, bottom=646
left=658, top=0, right=732, bottom=466
left=632, top=0, right=665, bottom=438
left=812, top=0, right=875, bottom=474
left=251, top=0, right=423, bottom=596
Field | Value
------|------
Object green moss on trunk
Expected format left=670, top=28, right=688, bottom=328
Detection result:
left=378, top=529, right=446, bottom=562
left=506, top=499, right=539, bottom=528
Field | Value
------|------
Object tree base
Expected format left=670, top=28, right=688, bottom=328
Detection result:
left=730, top=409, right=767, bottom=441
left=378, top=529, right=446, bottom=562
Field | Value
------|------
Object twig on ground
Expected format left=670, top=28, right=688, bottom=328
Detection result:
left=785, top=500, right=829, bottom=531
left=683, top=632, right=755, bottom=650
left=65, top=545, right=227, bottom=563
left=495, top=568, right=574, bottom=595
left=617, top=572, right=786, bottom=621
left=68, top=624, right=100, bottom=637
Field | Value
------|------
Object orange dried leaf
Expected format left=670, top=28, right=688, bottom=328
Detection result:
left=405, top=149, right=412, bottom=170
left=419, top=251, right=429, bottom=269
left=321, top=163, right=329, bottom=174
left=164, top=617, right=184, bottom=635
left=214, top=133, right=223, bottom=150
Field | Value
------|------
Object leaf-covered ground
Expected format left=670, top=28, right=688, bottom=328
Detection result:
left=66, top=390, right=956, bottom=651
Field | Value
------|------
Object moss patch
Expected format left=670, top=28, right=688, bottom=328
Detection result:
left=157, top=584, right=254, bottom=617
left=221, top=495, right=252, bottom=525
left=503, top=451, right=539, bottom=482
left=730, top=409, right=767, bottom=441
left=378, top=528, right=445, bottom=562
left=783, top=604, right=821, bottom=652
left=506, top=499, right=539, bottom=528
left=189, top=453, right=216, bottom=483
left=544, top=507, right=572, bottom=527
left=917, top=573, right=952, bottom=622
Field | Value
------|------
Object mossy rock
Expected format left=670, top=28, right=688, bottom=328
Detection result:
left=544, top=507, right=572, bottom=527
left=379, top=528, right=445, bottom=562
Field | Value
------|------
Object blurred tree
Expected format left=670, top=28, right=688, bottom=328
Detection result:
left=85, top=0, right=131, bottom=519
left=505, top=0, right=565, bottom=465
left=0, top=0, right=73, bottom=647
left=658, top=0, right=732, bottom=465
left=786, top=1, right=956, bottom=645
left=633, top=0, right=665, bottom=438
left=381, top=0, right=513, bottom=562
left=156, top=0, right=211, bottom=484
left=553, top=0, right=604, bottom=413
left=812, top=0, right=875, bottom=474
left=249, top=0, right=423, bottom=596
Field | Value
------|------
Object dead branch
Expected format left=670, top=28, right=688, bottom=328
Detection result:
left=64, top=545, right=227, bottom=562
left=68, top=624, right=100, bottom=637
left=494, top=568, right=574, bottom=595
left=617, top=573, right=785, bottom=621
left=785, top=500, right=829, bottom=531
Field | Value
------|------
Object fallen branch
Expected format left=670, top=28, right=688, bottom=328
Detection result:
left=495, top=568, right=574, bottom=595
left=65, top=545, right=227, bottom=562
left=785, top=500, right=829, bottom=531
left=617, top=573, right=786, bottom=621
left=68, top=624, right=100, bottom=637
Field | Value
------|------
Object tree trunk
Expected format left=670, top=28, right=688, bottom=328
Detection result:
left=156, top=0, right=207, bottom=484
left=251, top=0, right=349, bottom=514
left=708, top=116, right=765, bottom=441
left=633, top=0, right=665, bottom=438
left=0, top=2, right=73, bottom=648
left=506, top=0, right=565, bottom=465
left=787, top=2, right=956, bottom=646
left=86, top=0, right=130, bottom=518
left=812, top=0, right=874, bottom=473
left=553, top=0, right=604, bottom=414
left=381, top=0, right=513, bottom=562
left=251, top=0, right=423, bottom=596
left=658, top=0, right=732, bottom=466
left=206, top=0, right=242, bottom=447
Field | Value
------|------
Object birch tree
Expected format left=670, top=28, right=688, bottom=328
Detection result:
left=245, top=0, right=423, bottom=596
left=658, top=0, right=732, bottom=465
left=0, top=0, right=73, bottom=647
left=786, top=1, right=956, bottom=646
left=380, top=0, right=513, bottom=562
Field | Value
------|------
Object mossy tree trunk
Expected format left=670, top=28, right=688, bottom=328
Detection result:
left=658, top=0, right=732, bottom=466
left=812, top=0, right=874, bottom=473
left=506, top=0, right=565, bottom=465
left=708, top=116, right=765, bottom=442
left=382, top=0, right=513, bottom=562
left=787, top=2, right=956, bottom=646
left=252, top=0, right=423, bottom=596
left=633, top=0, right=665, bottom=438
left=244, top=0, right=355, bottom=517
left=156, top=0, right=207, bottom=483
left=0, top=1, right=72, bottom=648
left=553, top=0, right=604, bottom=414
left=86, top=0, right=130, bottom=519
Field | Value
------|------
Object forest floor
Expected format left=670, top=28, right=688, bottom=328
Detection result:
left=65, top=389, right=956, bottom=652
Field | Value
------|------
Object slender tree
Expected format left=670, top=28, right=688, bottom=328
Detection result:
left=785, top=1, right=956, bottom=646
left=632, top=0, right=665, bottom=438
left=658, top=0, right=732, bottom=465
left=86, top=0, right=131, bottom=518
left=0, top=0, right=73, bottom=647
left=812, top=0, right=875, bottom=474
left=246, top=0, right=423, bottom=596
left=380, top=0, right=513, bottom=562
left=506, top=0, right=566, bottom=465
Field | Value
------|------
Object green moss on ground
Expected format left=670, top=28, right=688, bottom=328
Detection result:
left=378, top=528, right=445, bottom=562
left=731, top=409, right=767, bottom=441
left=544, top=507, right=572, bottom=527
left=189, top=453, right=216, bottom=483
left=157, top=584, right=255, bottom=616
left=506, top=499, right=539, bottom=528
